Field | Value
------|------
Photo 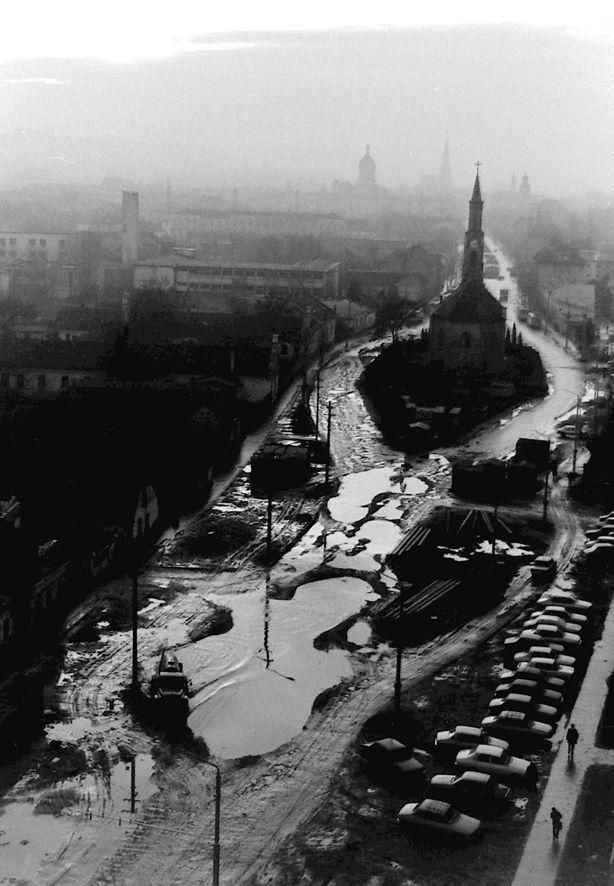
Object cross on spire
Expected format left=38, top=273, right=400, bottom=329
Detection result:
left=475, top=160, right=481, bottom=173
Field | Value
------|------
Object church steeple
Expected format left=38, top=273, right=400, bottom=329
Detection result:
left=439, top=139, right=452, bottom=191
left=462, top=164, right=484, bottom=282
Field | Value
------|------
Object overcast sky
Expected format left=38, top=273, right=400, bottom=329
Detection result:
left=1, top=3, right=614, bottom=195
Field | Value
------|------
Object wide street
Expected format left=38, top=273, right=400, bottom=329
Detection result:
left=0, top=239, right=595, bottom=886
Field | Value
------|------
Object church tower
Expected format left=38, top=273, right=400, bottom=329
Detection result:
left=428, top=168, right=506, bottom=375
left=461, top=169, right=484, bottom=282
left=439, top=139, right=452, bottom=191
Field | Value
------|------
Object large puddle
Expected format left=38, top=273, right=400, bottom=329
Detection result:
left=184, top=576, right=377, bottom=758
left=0, top=753, right=155, bottom=883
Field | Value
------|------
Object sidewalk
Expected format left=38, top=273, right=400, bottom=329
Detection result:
left=511, top=595, right=614, bottom=886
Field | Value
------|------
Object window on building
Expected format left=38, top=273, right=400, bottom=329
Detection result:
left=59, top=239, right=66, bottom=246
left=9, top=238, right=16, bottom=245
left=9, top=250, right=16, bottom=257
left=0, top=238, right=5, bottom=245
left=460, top=331, right=473, bottom=350
left=39, top=238, right=46, bottom=245
left=28, top=239, right=36, bottom=246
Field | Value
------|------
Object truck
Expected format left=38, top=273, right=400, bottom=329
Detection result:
left=499, top=288, right=509, bottom=304
left=527, top=312, right=543, bottom=330
left=149, top=650, right=190, bottom=719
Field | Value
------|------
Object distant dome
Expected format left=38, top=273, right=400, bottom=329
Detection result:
left=357, top=145, right=377, bottom=188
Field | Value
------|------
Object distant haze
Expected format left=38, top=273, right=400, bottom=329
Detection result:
left=1, top=24, right=613, bottom=195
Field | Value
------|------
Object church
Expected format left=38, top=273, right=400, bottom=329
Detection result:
left=428, top=170, right=507, bottom=374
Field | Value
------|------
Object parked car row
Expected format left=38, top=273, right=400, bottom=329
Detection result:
left=360, top=572, right=592, bottom=843
left=494, top=581, right=592, bottom=745
left=583, top=511, right=614, bottom=557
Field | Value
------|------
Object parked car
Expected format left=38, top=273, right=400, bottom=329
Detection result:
left=520, top=657, right=575, bottom=680
left=397, top=799, right=481, bottom=839
left=530, top=556, right=556, bottom=582
left=493, top=679, right=563, bottom=707
left=513, top=647, right=575, bottom=667
left=361, top=738, right=426, bottom=786
left=482, top=710, right=554, bottom=743
left=455, top=744, right=538, bottom=785
left=536, top=591, right=591, bottom=613
left=427, top=771, right=510, bottom=817
left=499, top=666, right=566, bottom=691
left=584, top=542, right=614, bottom=556
left=522, top=624, right=582, bottom=648
left=434, top=725, right=509, bottom=754
left=487, top=692, right=559, bottom=722
left=504, top=632, right=564, bottom=665
left=530, top=606, right=588, bottom=627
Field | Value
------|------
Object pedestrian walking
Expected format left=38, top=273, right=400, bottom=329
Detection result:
left=566, top=723, right=579, bottom=761
left=550, top=806, right=562, bottom=842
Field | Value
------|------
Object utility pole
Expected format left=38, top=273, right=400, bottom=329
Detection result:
left=266, top=492, right=273, bottom=556
left=131, top=565, right=139, bottom=691
left=564, top=300, right=570, bottom=351
left=325, top=399, right=333, bottom=485
left=542, top=469, right=549, bottom=524
left=394, top=589, right=408, bottom=719
left=572, top=395, right=580, bottom=474
left=315, top=366, right=321, bottom=433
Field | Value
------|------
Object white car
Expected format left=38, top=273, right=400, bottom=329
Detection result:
left=397, top=799, right=481, bottom=838
left=537, top=591, right=591, bottom=613
left=434, top=725, right=509, bottom=753
left=482, top=710, right=554, bottom=742
left=584, top=542, right=614, bottom=556
left=488, top=693, right=559, bottom=722
left=455, top=744, right=537, bottom=785
left=493, top=679, right=563, bottom=707
left=525, top=612, right=583, bottom=632
left=514, top=647, right=575, bottom=667
left=499, top=665, right=566, bottom=691
left=522, top=624, right=581, bottom=648
left=504, top=633, right=564, bottom=663
left=531, top=605, right=588, bottom=626
left=522, top=657, right=575, bottom=680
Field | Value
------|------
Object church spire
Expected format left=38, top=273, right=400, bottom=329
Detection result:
left=462, top=164, right=485, bottom=282
left=439, top=139, right=452, bottom=191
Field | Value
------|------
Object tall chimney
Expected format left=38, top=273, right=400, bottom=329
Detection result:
left=122, top=191, right=139, bottom=265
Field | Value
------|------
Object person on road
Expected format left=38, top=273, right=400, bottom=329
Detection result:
left=566, top=724, right=579, bottom=761
left=550, top=806, right=563, bottom=842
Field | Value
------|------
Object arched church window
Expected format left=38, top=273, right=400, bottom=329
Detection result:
left=460, top=331, right=472, bottom=350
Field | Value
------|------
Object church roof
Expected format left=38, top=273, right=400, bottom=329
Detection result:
left=431, top=277, right=505, bottom=323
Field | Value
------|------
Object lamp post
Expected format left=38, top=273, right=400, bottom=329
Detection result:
left=198, top=758, right=222, bottom=886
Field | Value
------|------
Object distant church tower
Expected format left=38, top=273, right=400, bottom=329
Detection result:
left=356, top=145, right=377, bottom=190
left=519, top=173, right=531, bottom=200
left=428, top=167, right=506, bottom=374
left=439, top=140, right=452, bottom=191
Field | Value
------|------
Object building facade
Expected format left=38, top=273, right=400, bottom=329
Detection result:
left=165, top=210, right=347, bottom=243
left=134, top=257, right=340, bottom=300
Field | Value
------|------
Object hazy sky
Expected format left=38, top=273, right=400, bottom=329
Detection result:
left=1, top=3, right=614, bottom=195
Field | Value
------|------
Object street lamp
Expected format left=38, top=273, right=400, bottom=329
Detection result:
left=184, top=752, right=221, bottom=886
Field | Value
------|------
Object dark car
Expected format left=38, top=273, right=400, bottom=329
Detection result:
left=427, top=771, right=511, bottom=817
left=361, top=738, right=426, bottom=787
left=482, top=710, right=554, bottom=746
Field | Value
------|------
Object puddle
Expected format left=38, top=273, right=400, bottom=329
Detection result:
left=401, top=476, right=429, bottom=495
left=185, top=577, right=376, bottom=758
left=0, top=754, right=155, bottom=883
left=326, top=520, right=402, bottom=572
left=328, top=467, right=396, bottom=523
left=347, top=620, right=372, bottom=645
left=45, top=717, right=94, bottom=743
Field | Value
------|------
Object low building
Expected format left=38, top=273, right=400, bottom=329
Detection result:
left=134, top=256, right=340, bottom=300
left=165, top=209, right=347, bottom=242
